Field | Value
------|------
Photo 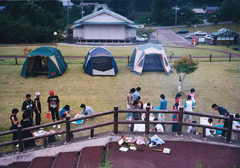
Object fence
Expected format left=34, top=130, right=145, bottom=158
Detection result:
left=0, top=106, right=240, bottom=153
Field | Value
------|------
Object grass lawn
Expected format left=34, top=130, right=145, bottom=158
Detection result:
left=0, top=49, right=239, bottom=153
left=168, top=22, right=240, bottom=33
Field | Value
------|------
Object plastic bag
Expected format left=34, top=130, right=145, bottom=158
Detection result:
left=46, top=112, right=51, bottom=119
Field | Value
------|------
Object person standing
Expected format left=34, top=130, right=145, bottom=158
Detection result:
left=10, top=108, right=19, bottom=147
left=20, top=113, right=36, bottom=148
left=184, top=95, right=194, bottom=123
left=159, top=94, right=167, bottom=121
left=126, top=88, right=135, bottom=120
left=172, top=103, right=179, bottom=132
left=80, top=104, right=95, bottom=115
left=34, top=92, right=41, bottom=125
left=130, top=100, right=141, bottom=131
left=22, top=94, right=34, bottom=126
left=212, top=103, right=230, bottom=137
left=175, top=93, right=182, bottom=107
left=185, top=88, right=196, bottom=105
left=134, top=87, right=141, bottom=101
left=47, top=91, right=60, bottom=129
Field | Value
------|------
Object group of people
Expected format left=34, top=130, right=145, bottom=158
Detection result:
left=126, top=87, right=240, bottom=140
left=10, top=90, right=95, bottom=148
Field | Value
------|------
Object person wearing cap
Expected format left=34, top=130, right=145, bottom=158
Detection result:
left=10, top=108, right=19, bottom=147
left=34, top=92, right=41, bottom=125
left=47, top=91, right=60, bottom=129
left=21, top=94, right=34, bottom=126
left=212, top=103, right=230, bottom=137
left=134, top=87, right=141, bottom=101
left=184, top=95, right=194, bottom=123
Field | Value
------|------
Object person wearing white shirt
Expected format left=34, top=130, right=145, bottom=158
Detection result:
left=205, top=118, right=215, bottom=137
left=232, top=114, right=240, bottom=140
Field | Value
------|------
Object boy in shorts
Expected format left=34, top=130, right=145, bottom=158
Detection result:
left=184, top=95, right=194, bottom=123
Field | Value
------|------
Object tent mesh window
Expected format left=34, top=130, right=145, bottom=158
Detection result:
left=142, top=54, right=164, bottom=71
left=92, top=57, right=113, bottom=71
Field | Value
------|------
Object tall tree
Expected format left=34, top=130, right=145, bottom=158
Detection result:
left=151, top=0, right=172, bottom=25
left=218, top=0, right=240, bottom=21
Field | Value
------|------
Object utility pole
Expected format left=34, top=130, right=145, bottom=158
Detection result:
left=175, top=4, right=177, bottom=25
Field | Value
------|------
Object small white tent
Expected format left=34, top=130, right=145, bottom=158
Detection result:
left=128, top=43, right=172, bottom=76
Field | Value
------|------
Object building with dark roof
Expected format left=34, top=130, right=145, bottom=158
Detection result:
left=210, top=30, right=239, bottom=45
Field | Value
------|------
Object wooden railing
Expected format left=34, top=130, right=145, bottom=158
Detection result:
left=0, top=106, right=240, bottom=153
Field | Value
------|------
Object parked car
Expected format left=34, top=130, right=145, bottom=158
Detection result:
left=204, top=35, right=213, bottom=40
left=194, top=31, right=207, bottom=36
left=233, top=47, right=240, bottom=51
left=136, top=35, right=147, bottom=42
left=176, top=30, right=189, bottom=34
left=185, top=34, right=196, bottom=39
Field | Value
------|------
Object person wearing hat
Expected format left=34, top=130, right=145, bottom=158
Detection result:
left=184, top=95, right=194, bottom=123
left=34, top=92, right=41, bottom=125
left=47, top=91, right=60, bottom=129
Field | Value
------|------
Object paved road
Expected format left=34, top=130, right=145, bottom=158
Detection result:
left=152, top=29, right=192, bottom=47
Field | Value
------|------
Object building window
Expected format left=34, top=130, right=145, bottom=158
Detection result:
left=217, top=37, right=221, bottom=40
left=230, top=37, right=234, bottom=40
left=226, top=37, right=230, bottom=40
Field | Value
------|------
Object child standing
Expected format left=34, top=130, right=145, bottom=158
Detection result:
left=10, top=108, right=19, bottom=147
left=34, top=92, right=41, bottom=125
left=185, top=88, right=196, bottom=105
left=159, top=94, right=167, bottom=121
left=175, top=93, right=182, bottom=107
left=172, top=103, right=179, bottom=132
left=184, top=95, right=194, bottom=123
left=47, top=91, right=60, bottom=129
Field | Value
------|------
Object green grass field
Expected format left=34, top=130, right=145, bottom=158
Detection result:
left=0, top=44, right=240, bottom=153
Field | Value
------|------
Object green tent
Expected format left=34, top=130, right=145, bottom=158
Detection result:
left=21, top=46, right=67, bottom=78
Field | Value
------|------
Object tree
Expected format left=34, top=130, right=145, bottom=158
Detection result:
left=151, top=0, right=172, bottom=25
left=172, top=56, right=199, bottom=93
left=218, top=0, right=240, bottom=21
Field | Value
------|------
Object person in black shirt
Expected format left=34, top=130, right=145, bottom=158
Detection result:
left=10, top=108, right=19, bottom=147
left=34, top=92, right=41, bottom=125
left=21, top=94, right=34, bottom=126
left=20, top=113, right=36, bottom=148
left=212, top=103, right=230, bottom=137
left=47, top=91, right=60, bottom=129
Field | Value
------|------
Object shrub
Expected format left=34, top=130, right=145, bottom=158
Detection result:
left=186, top=22, right=192, bottom=27
left=232, top=17, right=239, bottom=23
left=213, top=19, right=219, bottom=25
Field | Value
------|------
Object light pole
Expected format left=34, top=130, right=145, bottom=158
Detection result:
left=175, top=4, right=177, bottom=25
left=54, top=31, right=57, bottom=48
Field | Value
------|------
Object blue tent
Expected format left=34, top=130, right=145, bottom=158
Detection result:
left=21, top=47, right=67, bottom=78
left=83, top=47, right=118, bottom=76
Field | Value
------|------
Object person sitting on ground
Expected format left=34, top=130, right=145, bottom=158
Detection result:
left=159, top=94, right=167, bottom=121
left=10, top=108, right=19, bottom=147
left=232, top=114, right=240, bottom=140
left=184, top=95, right=194, bottom=123
left=59, top=105, right=78, bottom=119
left=205, top=118, right=215, bottom=137
left=80, top=104, right=95, bottom=116
left=150, top=118, right=164, bottom=132
left=185, top=88, right=196, bottom=105
left=20, top=113, right=36, bottom=148
left=142, top=102, right=154, bottom=121
left=187, top=121, right=200, bottom=134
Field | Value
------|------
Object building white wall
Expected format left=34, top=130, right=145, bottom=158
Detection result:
left=73, top=28, right=83, bottom=39
left=83, top=25, right=126, bottom=40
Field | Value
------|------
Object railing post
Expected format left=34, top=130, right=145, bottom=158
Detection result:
left=90, top=128, right=94, bottom=138
left=145, top=106, right=150, bottom=135
left=66, top=115, right=71, bottom=142
left=114, top=106, right=118, bottom=134
left=189, top=54, right=191, bottom=58
left=226, top=114, right=233, bottom=142
left=15, top=57, right=18, bottom=65
left=229, top=54, right=231, bottom=61
left=170, top=55, right=171, bottom=61
left=202, top=127, right=206, bottom=139
left=178, top=107, right=183, bottom=136
left=17, top=125, right=23, bottom=152
left=44, top=137, right=47, bottom=147
left=128, top=55, right=129, bottom=63
left=210, top=54, right=212, bottom=62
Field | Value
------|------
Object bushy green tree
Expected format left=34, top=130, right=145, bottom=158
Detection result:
left=151, top=0, right=172, bottom=25
left=218, top=0, right=240, bottom=22
left=0, top=1, right=67, bottom=44
left=172, top=56, right=199, bottom=93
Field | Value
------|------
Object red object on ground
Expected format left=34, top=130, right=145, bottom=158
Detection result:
left=46, top=113, right=51, bottom=119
